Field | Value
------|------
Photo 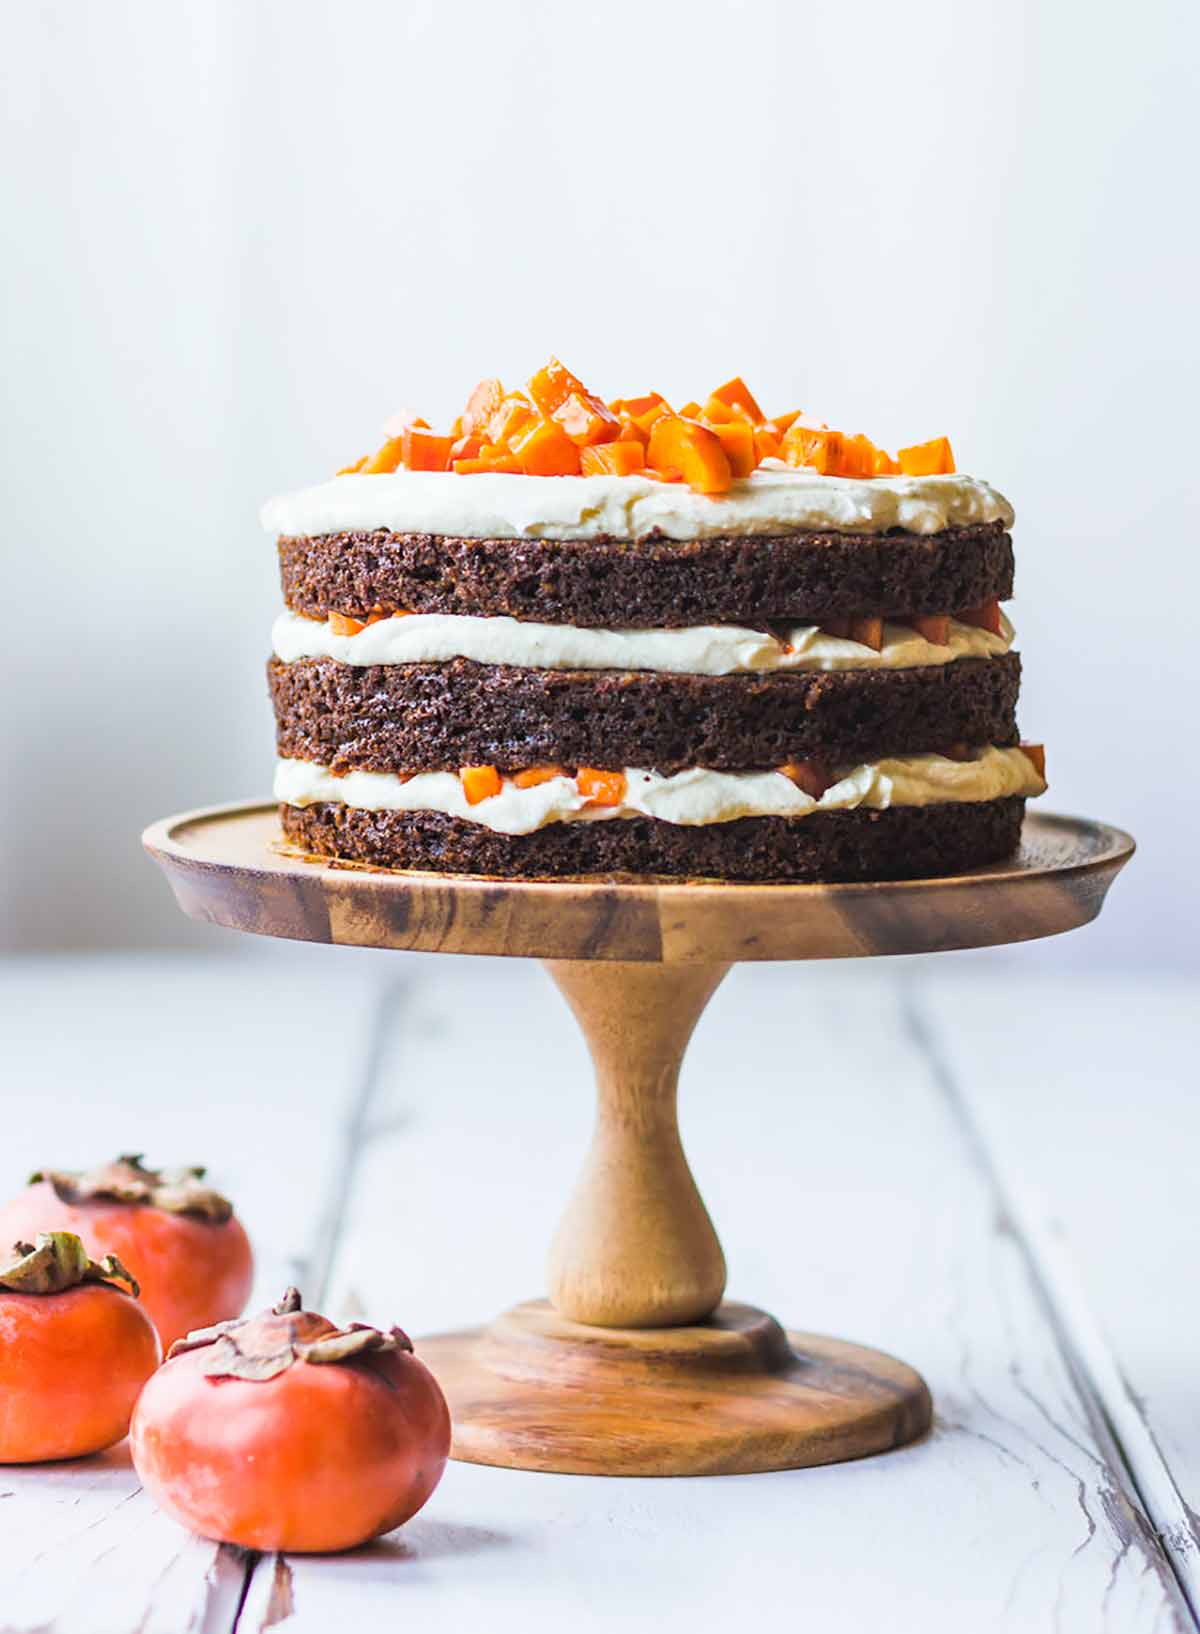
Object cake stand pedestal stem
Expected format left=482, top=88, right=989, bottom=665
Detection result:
left=543, top=959, right=730, bottom=1329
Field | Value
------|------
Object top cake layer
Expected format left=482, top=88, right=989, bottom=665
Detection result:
left=261, top=464, right=1013, bottom=544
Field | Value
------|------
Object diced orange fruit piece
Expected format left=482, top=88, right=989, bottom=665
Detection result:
left=487, top=396, right=536, bottom=448
left=701, top=395, right=734, bottom=424
left=553, top=392, right=621, bottom=447
left=958, top=599, right=1002, bottom=635
left=527, top=357, right=588, bottom=417
left=647, top=416, right=733, bottom=494
left=453, top=453, right=521, bottom=474
left=710, top=419, right=757, bottom=478
left=580, top=441, right=646, bottom=477
left=449, top=433, right=483, bottom=462
left=848, top=616, right=884, bottom=650
left=402, top=426, right=455, bottom=471
left=462, top=378, right=505, bottom=435
left=911, top=614, right=950, bottom=645
left=873, top=447, right=902, bottom=476
left=461, top=766, right=502, bottom=804
left=754, top=427, right=782, bottom=461
left=513, top=765, right=567, bottom=788
left=511, top=418, right=581, bottom=477
left=336, top=456, right=367, bottom=475
left=620, top=392, right=666, bottom=419
left=710, top=376, right=764, bottom=423
left=361, top=437, right=405, bottom=475
left=840, top=434, right=879, bottom=479
left=577, top=768, right=627, bottom=806
left=1020, top=742, right=1047, bottom=780
left=897, top=436, right=955, bottom=476
left=616, top=414, right=649, bottom=449
left=782, top=422, right=843, bottom=475
left=770, top=411, right=801, bottom=436
left=779, top=758, right=833, bottom=800
left=679, top=400, right=703, bottom=419
left=329, top=611, right=366, bottom=636
left=632, top=399, right=673, bottom=436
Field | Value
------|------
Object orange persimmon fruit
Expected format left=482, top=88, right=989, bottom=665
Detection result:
left=911, top=614, right=951, bottom=645
left=0, top=1232, right=161, bottom=1462
left=360, top=437, right=405, bottom=475
left=461, top=765, right=502, bottom=803
left=577, top=768, right=627, bottom=806
left=779, top=758, right=834, bottom=800
left=553, top=392, right=620, bottom=447
left=462, top=377, right=505, bottom=435
left=709, top=419, right=757, bottom=478
left=131, top=1288, right=450, bottom=1553
left=1020, top=742, right=1047, bottom=780
left=709, top=376, right=764, bottom=423
left=0, top=1157, right=254, bottom=1352
left=646, top=417, right=732, bottom=494
left=580, top=441, right=645, bottom=477
left=527, top=357, right=588, bottom=417
left=402, top=427, right=455, bottom=472
left=958, top=599, right=1003, bottom=635
left=513, top=765, right=567, bottom=788
left=897, top=436, right=955, bottom=476
left=510, top=418, right=581, bottom=477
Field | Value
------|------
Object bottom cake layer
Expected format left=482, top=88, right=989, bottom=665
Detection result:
left=280, top=796, right=1026, bottom=884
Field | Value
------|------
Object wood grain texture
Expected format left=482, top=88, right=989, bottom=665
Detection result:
left=143, top=802, right=1134, bottom=964
left=418, top=1299, right=931, bottom=1476
left=544, top=959, right=729, bottom=1326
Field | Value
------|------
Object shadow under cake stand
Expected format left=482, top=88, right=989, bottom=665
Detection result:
left=144, top=803, right=1133, bottom=1477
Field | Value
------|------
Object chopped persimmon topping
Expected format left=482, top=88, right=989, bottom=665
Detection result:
left=910, top=614, right=951, bottom=645
left=710, top=375, right=764, bottom=423
left=461, top=766, right=502, bottom=804
left=580, top=441, right=645, bottom=477
left=1020, top=742, right=1047, bottom=780
left=512, top=765, right=567, bottom=788
left=848, top=616, right=884, bottom=651
left=779, top=759, right=834, bottom=800
left=337, top=359, right=960, bottom=493
left=403, top=427, right=455, bottom=472
left=958, top=599, right=1002, bottom=636
left=897, top=437, right=955, bottom=476
left=647, top=417, right=732, bottom=494
left=577, top=768, right=627, bottom=806
left=329, top=611, right=393, bottom=636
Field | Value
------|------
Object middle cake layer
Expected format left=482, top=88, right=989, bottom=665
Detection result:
left=269, top=652, right=1021, bottom=774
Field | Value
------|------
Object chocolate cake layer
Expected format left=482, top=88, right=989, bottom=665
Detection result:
left=269, top=653, right=1021, bottom=775
left=280, top=796, right=1026, bottom=884
left=277, top=522, right=1013, bottom=629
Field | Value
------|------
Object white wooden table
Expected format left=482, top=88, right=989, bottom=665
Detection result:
left=1, top=948, right=1195, bottom=1633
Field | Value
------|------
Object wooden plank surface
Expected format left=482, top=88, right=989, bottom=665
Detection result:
left=0, top=952, right=1192, bottom=1633
left=281, top=957, right=1189, bottom=1633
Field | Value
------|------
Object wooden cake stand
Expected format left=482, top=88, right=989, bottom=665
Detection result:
left=144, top=803, right=1132, bottom=1477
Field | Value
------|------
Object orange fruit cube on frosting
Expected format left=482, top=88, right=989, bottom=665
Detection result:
left=897, top=436, right=956, bottom=475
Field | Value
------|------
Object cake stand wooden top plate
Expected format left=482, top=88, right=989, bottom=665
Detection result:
left=144, top=802, right=1133, bottom=964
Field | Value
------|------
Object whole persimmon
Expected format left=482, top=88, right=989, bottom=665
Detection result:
left=0, top=1231, right=161, bottom=1462
left=132, top=1288, right=450, bottom=1553
left=0, top=1155, right=254, bottom=1350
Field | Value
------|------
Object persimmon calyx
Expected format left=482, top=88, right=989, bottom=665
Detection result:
left=31, top=1154, right=234, bottom=1224
left=0, top=1231, right=139, bottom=1297
left=168, top=1287, right=414, bottom=1380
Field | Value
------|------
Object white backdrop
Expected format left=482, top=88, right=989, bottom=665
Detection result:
left=2, top=0, right=1196, bottom=966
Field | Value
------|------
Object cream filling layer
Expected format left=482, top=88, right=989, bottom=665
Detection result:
left=272, top=609, right=1014, bottom=676
left=261, top=463, right=1013, bottom=543
left=275, top=748, right=1045, bottom=838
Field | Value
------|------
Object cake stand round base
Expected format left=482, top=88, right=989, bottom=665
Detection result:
left=144, top=802, right=1133, bottom=1478
left=419, top=1299, right=931, bottom=1476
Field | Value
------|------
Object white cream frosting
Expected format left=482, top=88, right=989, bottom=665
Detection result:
left=272, top=608, right=1014, bottom=676
left=275, top=747, right=1045, bottom=838
left=261, top=462, right=1013, bottom=543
